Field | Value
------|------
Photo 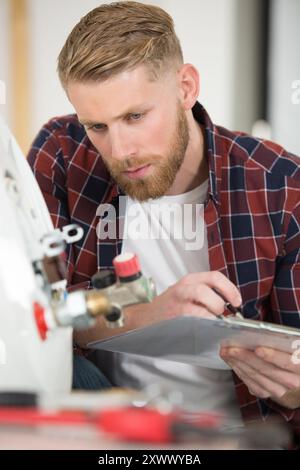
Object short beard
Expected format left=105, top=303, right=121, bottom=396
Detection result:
left=103, top=103, right=190, bottom=202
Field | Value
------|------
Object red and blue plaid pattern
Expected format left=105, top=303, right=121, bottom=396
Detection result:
left=28, top=102, right=300, bottom=446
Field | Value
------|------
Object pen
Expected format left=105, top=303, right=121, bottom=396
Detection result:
left=212, top=288, right=244, bottom=319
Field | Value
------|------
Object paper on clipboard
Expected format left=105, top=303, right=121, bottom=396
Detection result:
left=88, top=316, right=300, bottom=370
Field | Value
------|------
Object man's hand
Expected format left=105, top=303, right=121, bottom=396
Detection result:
left=220, top=346, right=300, bottom=409
left=74, top=270, right=241, bottom=347
left=74, top=271, right=241, bottom=348
left=145, top=271, right=242, bottom=323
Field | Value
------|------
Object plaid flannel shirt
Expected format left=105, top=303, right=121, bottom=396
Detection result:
left=28, top=102, right=300, bottom=446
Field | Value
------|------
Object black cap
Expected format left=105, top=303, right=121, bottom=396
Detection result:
left=92, top=270, right=116, bottom=289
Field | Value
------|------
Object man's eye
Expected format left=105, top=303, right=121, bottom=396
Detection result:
left=88, top=124, right=106, bottom=132
left=129, top=113, right=143, bottom=121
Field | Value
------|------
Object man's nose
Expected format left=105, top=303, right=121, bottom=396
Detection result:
left=109, top=127, right=137, bottom=161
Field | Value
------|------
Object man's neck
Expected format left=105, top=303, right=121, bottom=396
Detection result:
left=166, top=113, right=208, bottom=196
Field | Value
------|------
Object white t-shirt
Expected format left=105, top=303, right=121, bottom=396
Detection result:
left=123, top=180, right=210, bottom=295
left=105, top=180, right=242, bottom=426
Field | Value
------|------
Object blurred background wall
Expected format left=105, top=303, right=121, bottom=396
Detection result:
left=0, top=0, right=299, bottom=155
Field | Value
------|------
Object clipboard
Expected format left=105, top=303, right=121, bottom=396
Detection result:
left=88, top=316, right=300, bottom=370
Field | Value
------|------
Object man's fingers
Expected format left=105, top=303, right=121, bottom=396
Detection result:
left=180, top=271, right=242, bottom=308
left=180, top=283, right=226, bottom=316
left=230, top=363, right=271, bottom=399
left=255, top=347, right=300, bottom=375
left=223, top=347, right=300, bottom=390
left=228, top=358, right=287, bottom=399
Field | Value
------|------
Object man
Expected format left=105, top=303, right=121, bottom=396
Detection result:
left=28, top=1, right=300, bottom=444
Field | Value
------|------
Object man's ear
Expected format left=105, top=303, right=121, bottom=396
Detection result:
left=177, top=63, right=200, bottom=111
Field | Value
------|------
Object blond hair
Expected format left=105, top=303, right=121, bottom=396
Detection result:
left=57, top=1, right=183, bottom=89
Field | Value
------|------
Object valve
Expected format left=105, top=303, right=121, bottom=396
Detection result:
left=34, top=252, right=156, bottom=338
left=91, top=252, right=156, bottom=328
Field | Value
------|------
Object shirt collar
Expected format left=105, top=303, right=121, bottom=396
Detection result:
left=192, top=101, right=222, bottom=206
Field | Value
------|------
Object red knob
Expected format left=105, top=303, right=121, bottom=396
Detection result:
left=33, top=302, right=48, bottom=341
left=113, top=253, right=141, bottom=279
